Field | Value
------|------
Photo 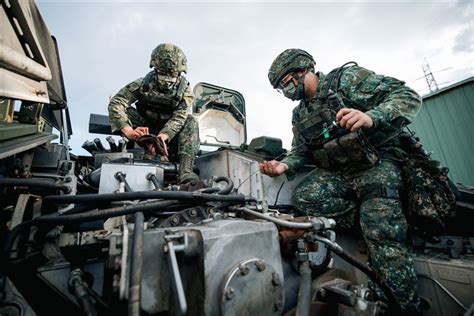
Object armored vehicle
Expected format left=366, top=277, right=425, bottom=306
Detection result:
left=1, top=1, right=473, bottom=316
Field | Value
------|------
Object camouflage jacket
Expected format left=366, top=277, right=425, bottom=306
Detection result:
left=282, top=64, right=422, bottom=177
left=108, top=74, right=194, bottom=140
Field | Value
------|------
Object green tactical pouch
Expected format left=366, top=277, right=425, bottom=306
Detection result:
left=312, top=130, right=379, bottom=171
left=401, top=154, right=456, bottom=237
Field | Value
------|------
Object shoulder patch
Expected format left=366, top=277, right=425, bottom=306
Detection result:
left=355, top=68, right=372, bottom=81
left=126, top=79, right=143, bottom=93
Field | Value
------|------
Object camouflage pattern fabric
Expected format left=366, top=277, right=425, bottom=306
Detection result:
left=279, top=64, right=422, bottom=311
left=150, top=43, right=187, bottom=74
left=401, top=153, right=456, bottom=236
left=281, top=66, right=421, bottom=178
left=268, top=49, right=315, bottom=88
left=293, top=159, right=420, bottom=311
left=108, top=74, right=198, bottom=159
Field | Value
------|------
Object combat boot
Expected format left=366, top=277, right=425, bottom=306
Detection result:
left=178, top=155, right=199, bottom=184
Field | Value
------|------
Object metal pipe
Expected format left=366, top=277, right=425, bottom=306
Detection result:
left=296, top=261, right=312, bottom=316
left=312, top=235, right=402, bottom=315
left=417, top=274, right=468, bottom=311
left=68, top=269, right=97, bottom=316
left=166, top=240, right=187, bottom=315
left=0, top=178, right=71, bottom=193
left=128, top=212, right=144, bottom=316
left=238, top=207, right=313, bottom=229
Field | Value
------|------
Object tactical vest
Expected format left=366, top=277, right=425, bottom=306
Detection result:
left=294, top=62, right=379, bottom=171
left=132, top=71, right=189, bottom=121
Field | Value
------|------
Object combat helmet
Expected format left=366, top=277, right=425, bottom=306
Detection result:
left=150, top=43, right=187, bottom=74
left=268, top=49, right=315, bottom=88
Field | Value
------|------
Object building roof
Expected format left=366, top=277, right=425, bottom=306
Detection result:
left=423, top=76, right=474, bottom=100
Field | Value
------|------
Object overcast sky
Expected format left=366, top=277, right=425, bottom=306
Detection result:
left=37, top=0, right=474, bottom=155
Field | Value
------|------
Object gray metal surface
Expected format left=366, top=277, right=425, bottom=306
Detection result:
left=137, top=219, right=284, bottom=315
left=196, top=149, right=309, bottom=204
left=98, top=162, right=163, bottom=193
left=0, top=132, right=57, bottom=159
left=414, top=252, right=474, bottom=316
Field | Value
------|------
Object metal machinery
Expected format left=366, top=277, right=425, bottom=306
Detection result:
left=1, top=1, right=473, bottom=316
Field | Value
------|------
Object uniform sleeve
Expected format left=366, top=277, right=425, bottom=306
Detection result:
left=280, top=107, right=311, bottom=180
left=108, top=78, right=142, bottom=133
left=159, top=83, right=194, bottom=140
left=340, top=67, right=422, bottom=135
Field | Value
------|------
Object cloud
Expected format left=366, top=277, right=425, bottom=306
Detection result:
left=452, top=25, right=474, bottom=54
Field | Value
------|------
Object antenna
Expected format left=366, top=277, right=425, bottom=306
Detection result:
left=422, top=57, right=439, bottom=93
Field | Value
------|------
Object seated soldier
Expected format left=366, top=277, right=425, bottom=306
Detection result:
left=260, top=49, right=422, bottom=313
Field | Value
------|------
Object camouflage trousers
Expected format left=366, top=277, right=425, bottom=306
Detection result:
left=293, top=159, right=420, bottom=312
left=126, top=107, right=199, bottom=159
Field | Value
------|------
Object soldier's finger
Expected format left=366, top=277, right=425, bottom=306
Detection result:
left=336, top=108, right=351, bottom=121
left=351, top=120, right=364, bottom=132
left=346, top=116, right=359, bottom=129
left=162, top=142, right=169, bottom=156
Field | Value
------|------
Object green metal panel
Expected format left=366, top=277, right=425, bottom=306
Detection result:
left=410, top=77, right=474, bottom=186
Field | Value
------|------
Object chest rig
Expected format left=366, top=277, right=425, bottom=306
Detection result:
left=134, top=71, right=188, bottom=121
left=294, top=62, right=379, bottom=171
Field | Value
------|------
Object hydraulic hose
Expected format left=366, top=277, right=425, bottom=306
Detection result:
left=45, top=191, right=254, bottom=204
left=2, top=200, right=186, bottom=265
left=312, top=235, right=403, bottom=315
left=214, top=176, right=234, bottom=195
left=238, top=207, right=313, bottom=229
left=296, top=261, right=312, bottom=316
left=0, top=178, right=71, bottom=193
left=69, top=269, right=98, bottom=316
left=128, top=212, right=144, bottom=316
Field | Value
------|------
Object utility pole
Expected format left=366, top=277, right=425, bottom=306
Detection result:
left=422, top=57, right=439, bottom=93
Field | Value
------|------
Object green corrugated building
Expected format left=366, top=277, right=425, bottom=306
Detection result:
left=410, top=76, right=474, bottom=186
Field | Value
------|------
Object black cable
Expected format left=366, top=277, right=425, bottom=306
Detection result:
left=214, top=176, right=234, bottom=195
left=274, top=181, right=285, bottom=205
left=0, top=178, right=71, bottom=193
left=313, top=235, right=403, bottom=315
left=2, top=200, right=186, bottom=265
left=44, top=190, right=254, bottom=204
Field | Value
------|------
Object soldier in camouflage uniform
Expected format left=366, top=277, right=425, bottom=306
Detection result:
left=260, top=49, right=422, bottom=312
left=108, top=43, right=199, bottom=183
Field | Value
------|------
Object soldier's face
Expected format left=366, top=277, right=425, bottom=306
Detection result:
left=155, top=69, right=178, bottom=91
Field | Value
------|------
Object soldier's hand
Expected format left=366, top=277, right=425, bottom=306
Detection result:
left=336, top=108, right=373, bottom=132
left=121, top=126, right=149, bottom=140
left=157, top=133, right=169, bottom=157
left=259, top=160, right=288, bottom=177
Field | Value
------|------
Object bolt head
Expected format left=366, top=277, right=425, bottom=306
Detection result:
left=255, top=260, right=266, bottom=271
left=239, top=264, right=249, bottom=276
left=272, top=272, right=281, bottom=286
left=225, top=287, right=235, bottom=300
